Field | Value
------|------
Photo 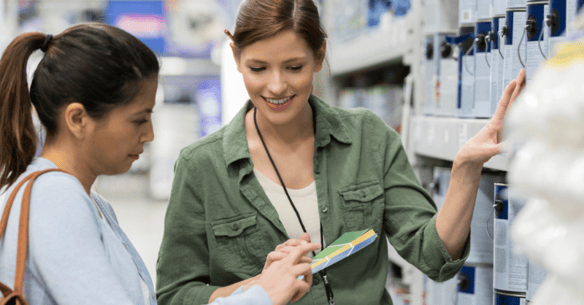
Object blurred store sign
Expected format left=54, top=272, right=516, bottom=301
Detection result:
left=197, top=79, right=222, bottom=137
left=106, top=0, right=167, bottom=53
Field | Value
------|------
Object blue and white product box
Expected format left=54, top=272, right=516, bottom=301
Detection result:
left=494, top=292, right=527, bottom=305
left=457, top=26, right=476, bottom=118
left=467, top=174, right=505, bottom=265
left=526, top=260, right=547, bottom=302
left=547, top=0, right=568, bottom=57
left=457, top=265, right=494, bottom=305
left=490, top=15, right=506, bottom=114
left=423, top=274, right=458, bottom=305
left=431, top=167, right=452, bottom=211
left=459, top=0, right=478, bottom=25
left=494, top=184, right=529, bottom=294
left=424, top=35, right=436, bottom=116
left=507, top=0, right=528, bottom=8
left=525, top=0, right=550, bottom=81
left=495, top=0, right=509, bottom=15
left=434, top=33, right=459, bottom=117
left=424, top=0, right=459, bottom=34
left=473, top=19, right=493, bottom=118
left=502, top=8, right=527, bottom=98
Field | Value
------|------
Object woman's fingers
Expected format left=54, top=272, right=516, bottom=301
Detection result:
left=285, top=243, right=321, bottom=264
left=508, top=69, right=526, bottom=111
left=290, top=279, right=312, bottom=303
left=492, top=80, right=517, bottom=127
left=275, top=237, right=309, bottom=251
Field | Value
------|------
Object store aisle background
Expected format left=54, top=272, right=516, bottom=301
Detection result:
left=95, top=173, right=168, bottom=287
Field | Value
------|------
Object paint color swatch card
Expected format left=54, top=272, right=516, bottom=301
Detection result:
left=310, top=229, right=377, bottom=274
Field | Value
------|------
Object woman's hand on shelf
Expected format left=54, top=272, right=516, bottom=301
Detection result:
left=455, top=69, right=526, bottom=166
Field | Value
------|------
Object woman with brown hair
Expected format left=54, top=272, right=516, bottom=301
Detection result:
left=156, top=0, right=526, bottom=304
left=0, top=22, right=317, bottom=305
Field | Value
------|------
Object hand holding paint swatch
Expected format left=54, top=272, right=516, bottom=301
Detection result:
left=310, top=229, right=377, bottom=274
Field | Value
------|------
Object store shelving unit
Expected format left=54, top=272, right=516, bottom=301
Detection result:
left=328, top=14, right=414, bottom=75
left=410, top=116, right=511, bottom=171
left=320, top=0, right=511, bottom=303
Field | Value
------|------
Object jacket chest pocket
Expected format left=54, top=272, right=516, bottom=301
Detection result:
left=339, top=181, right=384, bottom=232
left=211, top=213, right=268, bottom=274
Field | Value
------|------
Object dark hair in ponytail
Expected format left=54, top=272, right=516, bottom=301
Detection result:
left=0, top=23, right=160, bottom=189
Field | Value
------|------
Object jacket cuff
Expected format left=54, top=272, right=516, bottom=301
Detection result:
left=423, top=215, right=470, bottom=282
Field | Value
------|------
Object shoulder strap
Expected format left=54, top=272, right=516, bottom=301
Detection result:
left=0, top=168, right=68, bottom=294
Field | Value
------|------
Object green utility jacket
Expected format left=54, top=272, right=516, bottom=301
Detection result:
left=156, top=95, right=469, bottom=305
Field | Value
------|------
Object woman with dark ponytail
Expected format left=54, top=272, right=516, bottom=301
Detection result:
left=0, top=23, right=318, bottom=305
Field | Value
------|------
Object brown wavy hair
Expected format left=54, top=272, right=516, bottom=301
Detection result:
left=230, top=0, right=327, bottom=57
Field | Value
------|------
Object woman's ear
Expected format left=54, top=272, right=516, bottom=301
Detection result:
left=314, top=40, right=327, bottom=73
left=230, top=42, right=242, bottom=73
left=64, top=103, right=93, bottom=139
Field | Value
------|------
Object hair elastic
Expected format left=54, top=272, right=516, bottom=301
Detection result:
left=41, top=34, right=53, bottom=52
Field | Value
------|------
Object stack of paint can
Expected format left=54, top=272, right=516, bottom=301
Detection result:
left=425, top=168, right=505, bottom=305
left=424, top=35, right=436, bottom=116
left=491, top=0, right=507, bottom=117
left=502, top=1, right=527, bottom=99
left=434, top=32, right=459, bottom=117
left=423, top=167, right=460, bottom=305
left=525, top=0, right=550, bottom=81
left=423, top=0, right=459, bottom=117
left=504, top=32, right=584, bottom=303
left=473, top=18, right=493, bottom=118
left=456, top=25, right=476, bottom=118
left=493, top=184, right=529, bottom=304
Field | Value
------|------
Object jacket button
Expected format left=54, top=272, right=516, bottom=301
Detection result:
left=321, top=207, right=328, bottom=213
left=361, top=190, right=367, bottom=198
left=313, top=277, right=320, bottom=285
left=232, top=223, right=239, bottom=231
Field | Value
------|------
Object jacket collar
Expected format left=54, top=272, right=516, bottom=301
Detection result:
left=222, top=95, right=352, bottom=169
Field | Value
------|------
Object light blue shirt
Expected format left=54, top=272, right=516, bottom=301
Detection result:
left=0, top=158, right=272, bottom=305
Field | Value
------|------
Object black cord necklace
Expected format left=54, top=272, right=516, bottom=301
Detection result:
left=253, top=108, right=335, bottom=305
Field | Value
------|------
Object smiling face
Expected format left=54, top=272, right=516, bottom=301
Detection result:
left=86, top=76, right=158, bottom=175
left=234, top=30, right=325, bottom=126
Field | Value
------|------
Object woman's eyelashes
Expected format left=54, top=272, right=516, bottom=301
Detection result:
left=248, top=65, right=304, bottom=73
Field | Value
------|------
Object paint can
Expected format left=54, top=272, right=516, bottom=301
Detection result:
left=526, top=261, right=547, bottom=302
left=565, top=0, right=581, bottom=37
left=424, top=0, right=459, bottom=34
left=478, top=0, right=493, bottom=20
left=473, top=19, right=493, bottom=118
left=434, top=33, right=459, bottom=117
left=424, top=35, right=436, bottom=116
left=431, top=167, right=451, bottom=211
left=467, top=174, right=505, bottom=265
left=547, top=0, right=567, bottom=57
left=490, top=15, right=506, bottom=114
left=494, top=291, right=527, bottom=305
left=508, top=0, right=528, bottom=9
left=494, top=184, right=529, bottom=293
left=495, top=0, right=509, bottom=15
left=502, top=8, right=527, bottom=100
left=457, top=25, right=476, bottom=118
left=423, top=274, right=458, bottom=305
left=525, top=0, right=549, bottom=81
left=460, top=0, right=478, bottom=25
left=457, top=265, right=494, bottom=305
